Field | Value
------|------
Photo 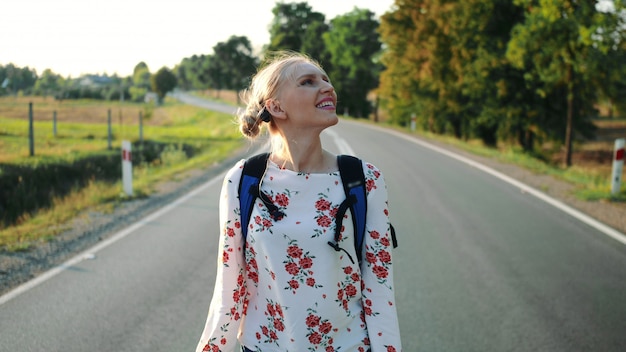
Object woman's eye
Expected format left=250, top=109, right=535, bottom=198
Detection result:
left=301, top=79, right=314, bottom=86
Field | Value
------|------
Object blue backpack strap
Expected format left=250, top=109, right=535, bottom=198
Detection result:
left=337, top=155, right=367, bottom=263
left=238, top=153, right=270, bottom=240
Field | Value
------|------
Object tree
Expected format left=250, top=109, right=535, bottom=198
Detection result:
left=33, top=69, right=64, bottom=98
left=130, top=62, right=151, bottom=102
left=267, top=2, right=326, bottom=52
left=324, top=8, right=382, bottom=118
left=0, top=63, right=37, bottom=95
left=206, top=35, right=258, bottom=101
left=506, top=0, right=609, bottom=166
left=300, top=19, right=332, bottom=66
left=150, top=67, right=177, bottom=103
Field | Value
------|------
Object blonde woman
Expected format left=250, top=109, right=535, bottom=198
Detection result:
left=196, top=51, right=401, bottom=352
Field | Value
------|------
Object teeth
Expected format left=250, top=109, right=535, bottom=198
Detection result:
left=316, top=101, right=334, bottom=108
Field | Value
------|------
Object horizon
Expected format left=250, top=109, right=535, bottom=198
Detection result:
left=0, top=0, right=395, bottom=78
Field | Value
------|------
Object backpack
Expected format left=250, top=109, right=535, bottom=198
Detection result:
left=237, top=152, right=397, bottom=264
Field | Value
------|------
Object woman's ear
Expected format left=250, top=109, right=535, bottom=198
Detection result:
left=266, top=99, right=286, bottom=119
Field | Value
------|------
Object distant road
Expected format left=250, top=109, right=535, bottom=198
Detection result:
left=170, top=90, right=239, bottom=114
left=1, top=95, right=626, bottom=351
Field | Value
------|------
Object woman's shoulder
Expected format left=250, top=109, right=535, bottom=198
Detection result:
left=224, top=159, right=246, bottom=182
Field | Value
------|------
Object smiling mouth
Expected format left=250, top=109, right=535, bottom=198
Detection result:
left=316, top=101, right=335, bottom=109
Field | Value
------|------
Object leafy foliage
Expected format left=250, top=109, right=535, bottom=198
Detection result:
left=267, top=2, right=326, bottom=53
left=151, top=67, right=177, bottom=103
left=379, top=0, right=626, bottom=163
left=324, top=8, right=382, bottom=118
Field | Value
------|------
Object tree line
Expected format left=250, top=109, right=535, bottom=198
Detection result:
left=378, top=0, right=625, bottom=165
left=2, top=1, right=625, bottom=166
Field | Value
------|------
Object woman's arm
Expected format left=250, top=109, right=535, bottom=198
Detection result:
left=196, top=161, right=248, bottom=352
left=360, top=162, right=402, bottom=352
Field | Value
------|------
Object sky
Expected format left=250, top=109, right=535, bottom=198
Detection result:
left=1, top=0, right=396, bottom=78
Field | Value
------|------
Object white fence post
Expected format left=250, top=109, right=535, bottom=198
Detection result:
left=122, top=140, right=133, bottom=196
left=611, top=138, right=625, bottom=196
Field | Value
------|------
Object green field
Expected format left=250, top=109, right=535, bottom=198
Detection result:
left=0, top=96, right=245, bottom=251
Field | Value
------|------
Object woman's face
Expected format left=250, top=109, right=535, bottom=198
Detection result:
left=274, top=62, right=338, bottom=129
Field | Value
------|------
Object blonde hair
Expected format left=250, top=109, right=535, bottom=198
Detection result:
left=237, top=51, right=325, bottom=139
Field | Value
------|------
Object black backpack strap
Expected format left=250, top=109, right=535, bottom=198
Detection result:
left=238, top=153, right=270, bottom=240
left=336, top=155, right=367, bottom=264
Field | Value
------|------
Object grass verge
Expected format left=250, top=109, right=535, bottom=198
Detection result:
left=0, top=96, right=244, bottom=252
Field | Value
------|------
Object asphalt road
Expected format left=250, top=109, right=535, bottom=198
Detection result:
left=1, top=104, right=626, bottom=351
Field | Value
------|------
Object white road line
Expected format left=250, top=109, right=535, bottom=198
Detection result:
left=359, top=121, right=626, bottom=246
left=0, top=173, right=225, bottom=306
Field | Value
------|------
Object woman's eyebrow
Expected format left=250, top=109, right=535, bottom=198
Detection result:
left=297, top=70, right=330, bottom=80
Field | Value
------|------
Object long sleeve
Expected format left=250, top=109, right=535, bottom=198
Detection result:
left=196, top=161, right=247, bottom=352
left=360, top=162, right=403, bottom=352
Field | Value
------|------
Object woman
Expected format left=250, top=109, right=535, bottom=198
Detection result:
left=196, top=51, right=402, bottom=352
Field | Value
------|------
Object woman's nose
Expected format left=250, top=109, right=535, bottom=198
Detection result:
left=321, top=80, right=334, bottom=93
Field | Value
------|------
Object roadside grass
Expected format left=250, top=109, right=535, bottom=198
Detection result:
left=382, top=123, right=626, bottom=202
left=0, top=96, right=244, bottom=251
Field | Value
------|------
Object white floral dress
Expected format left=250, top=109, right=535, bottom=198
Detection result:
left=196, top=158, right=402, bottom=352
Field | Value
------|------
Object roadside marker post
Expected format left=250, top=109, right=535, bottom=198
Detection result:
left=410, top=113, right=416, bottom=131
left=611, top=138, right=625, bottom=196
left=122, top=140, right=133, bottom=196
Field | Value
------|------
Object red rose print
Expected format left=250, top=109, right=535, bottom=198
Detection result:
left=373, top=265, right=389, bottom=279
left=306, top=314, right=321, bottom=327
left=288, top=280, right=299, bottom=289
left=235, top=221, right=241, bottom=228
left=386, top=346, right=397, bottom=352
left=370, top=230, right=380, bottom=239
left=220, top=338, right=226, bottom=345
left=275, top=193, right=289, bottom=206
left=345, top=284, right=357, bottom=297
left=287, top=245, right=303, bottom=258
left=315, top=199, right=331, bottom=211
left=308, top=331, right=322, bottom=344
left=276, top=304, right=284, bottom=317
left=306, top=277, right=316, bottom=287
left=319, top=321, right=333, bottom=334
left=285, top=262, right=299, bottom=275
left=299, top=257, right=313, bottom=269
left=222, top=251, right=229, bottom=262
left=343, top=266, right=353, bottom=274
left=378, top=250, right=392, bottom=263
left=274, top=320, right=285, bottom=332
left=366, top=252, right=377, bottom=264
left=380, top=237, right=390, bottom=247
left=351, top=273, right=361, bottom=282
left=248, top=271, right=258, bottom=283
left=317, top=215, right=332, bottom=227
left=227, top=227, right=235, bottom=237
left=366, top=179, right=376, bottom=191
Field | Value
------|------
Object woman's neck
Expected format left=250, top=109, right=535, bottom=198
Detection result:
left=272, top=136, right=334, bottom=173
